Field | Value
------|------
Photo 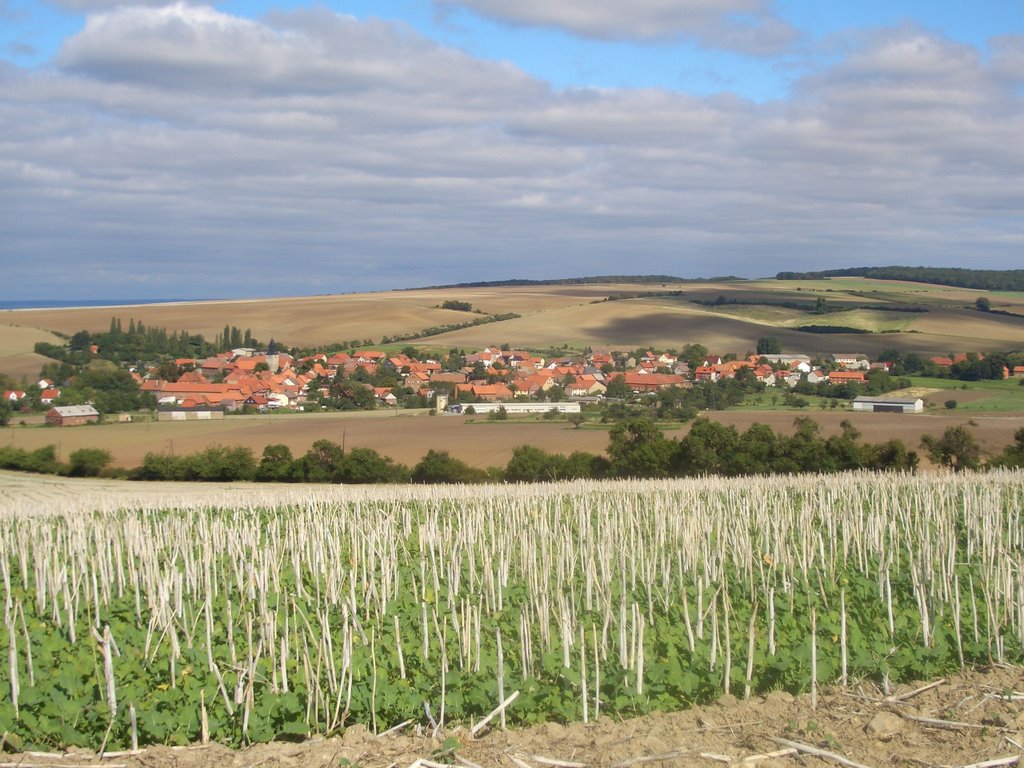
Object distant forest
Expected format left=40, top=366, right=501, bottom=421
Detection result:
left=776, top=266, right=1024, bottom=292
left=412, top=274, right=743, bottom=290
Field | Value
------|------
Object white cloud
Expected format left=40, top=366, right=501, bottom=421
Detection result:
left=0, top=9, right=1020, bottom=299
left=991, top=35, right=1024, bottom=83
left=434, top=0, right=798, bottom=55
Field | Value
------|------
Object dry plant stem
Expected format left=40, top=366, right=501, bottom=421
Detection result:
left=901, top=714, right=1002, bottom=731
left=960, top=759, right=1020, bottom=768
left=770, top=737, right=876, bottom=768
left=741, top=748, right=798, bottom=764
left=611, top=751, right=692, bottom=768
left=6, top=613, right=18, bottom=720
left=525, top=755, right=587, bottom=768
left=129, top=702, right=138, bottom=751
left=884, top=678, right=946, bottom=702
left=471, top=690, right=520, bottom=737
left=496, top=630, right=506, bottom=730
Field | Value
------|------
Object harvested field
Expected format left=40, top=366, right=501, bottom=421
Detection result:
left=0, top=283, right=674, bottom=349
left=4, top=408, right=1021, bottom=469
left=4, top=278, right=1022, bottom=357
left=707, top=304, right=918, bottom=332
left=907, top=307, right=1024, bottom=350
left=0, top=323, right=64, bottom=380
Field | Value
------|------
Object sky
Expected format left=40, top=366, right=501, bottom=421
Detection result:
left=0, top=0, right=1022, bottom=300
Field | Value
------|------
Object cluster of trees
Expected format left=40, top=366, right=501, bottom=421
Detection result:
left=776, top=266, right=1024, bottom=292
left=438, top=300, right=474, bottom=312
left=28, top=319, right=262, bottom=410
left=600, top=417, right=919, bottom=478
left=131, top=442, right=414, bottom=483
left=0, top=445, right=113, bottom=477
left=880, top=349, right=1024, bottom=381
left=125, top=418, right=927, bottom=482
left=36, top=318, right=260, bottom=369
left=2, top=360, right=152, bottom=418
left=58, top=362, right=151, bottom=413
left=791, top=370, right=912, bottom=400
left=7, top=420, right=1023, bottom=485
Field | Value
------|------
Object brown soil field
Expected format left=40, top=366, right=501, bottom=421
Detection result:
left=423, top=296, right=1018, bottom=357
left=906, top=307, right=1024, bottom=351
left=0, top=323, right=65, bottom=381
left=5, top=666, right=1021, bottom=768
left=5, top=408, right=1021, bottom=469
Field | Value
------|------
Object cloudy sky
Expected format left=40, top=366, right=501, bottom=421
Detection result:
left=1, top=0, right=1022, bottom=300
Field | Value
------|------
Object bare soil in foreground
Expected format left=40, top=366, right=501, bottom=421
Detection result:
left=9, top=667, right=1022, bottom=768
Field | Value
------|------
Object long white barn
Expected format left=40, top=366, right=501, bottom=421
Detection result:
left=852, top=396, right=924, bottom=413
left=447, top=401, right=581, bottom=415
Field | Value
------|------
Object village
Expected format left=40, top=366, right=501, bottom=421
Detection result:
left=8, top=339, right=1023, bottom=427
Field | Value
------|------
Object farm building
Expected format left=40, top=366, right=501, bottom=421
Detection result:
left=157, top=409, right=225, bottom=422
left=447, top=401, right=581, bottom=415
left=46, top=405, right=100, bottom=427
left=852, top=396, right=924, bottom=413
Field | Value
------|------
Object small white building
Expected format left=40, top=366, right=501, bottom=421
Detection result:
left=852, top=396, right=924, bottom=413
left=833, top=354, right=870, bottom=370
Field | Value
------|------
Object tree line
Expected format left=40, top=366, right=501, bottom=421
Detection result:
left=4, top=418, right=1021, bottom=482
left=777, top=266, right=1024, bottom=292
left=35, top=318, right=261, bottom=371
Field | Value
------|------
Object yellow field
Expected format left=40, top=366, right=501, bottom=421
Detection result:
left=2, top=279, right=1023, bottom=365
left=708, top=304, right=918, bottom=332
left=0, top=323, right=65, bottom=382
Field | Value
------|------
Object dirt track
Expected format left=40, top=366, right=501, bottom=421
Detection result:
left=14, top=666, right=1023, bottom=768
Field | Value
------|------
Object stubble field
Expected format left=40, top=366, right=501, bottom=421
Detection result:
left=4, top=278, right=1024, bottom=356
left=0, top=471, right=1021, bottom=767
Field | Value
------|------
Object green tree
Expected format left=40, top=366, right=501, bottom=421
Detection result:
left=604, top=375, right=632, bottom=400
left=674, top=418, right=740, bottom=475
left=67, top=447, right=113, bottom=477
left=256, top=444, right=298, bottom=482
left=732, top=422, right=782, bottom=474
left=69, top=330, right=92, bottom=352
left=131, top=452, right=183, bottom=480
left=505, top=445, right=559, bottom=482
left=299, top=439, right=345, bottom=482
left=862, top=439, right=918, bottom=472
left=680, top=343, right=709, bottom=370
left=920, top=426, right=981, bottom=472
left=987, top=427, right=1024, bottom=469
left=607, top=419, right=677, bottom=478
left=337, top=448, right=409, bottom=483
left=756, top=336, right=782, bottom=355
left=411, top=449, right=486, bottom=483
left=181, top=445, right=256, bottom=481
left=975, top=296, right=991, bottom=312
